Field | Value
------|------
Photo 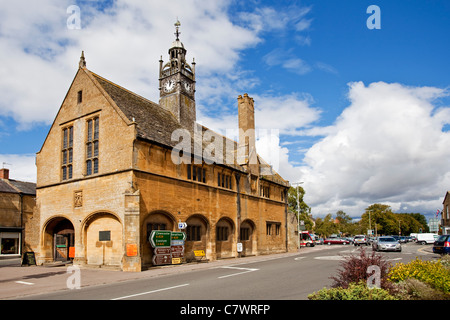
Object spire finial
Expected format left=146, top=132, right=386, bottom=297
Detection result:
left=174, top=19, right=181, bottom=40
left=79, top=50, right=86, bottom=68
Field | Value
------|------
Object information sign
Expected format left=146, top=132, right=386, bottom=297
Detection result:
left=126, top=244, right=137, bottom=257
left=172, top=257, right=182, bottom=264
left=194, top=250, right=205, bottom=257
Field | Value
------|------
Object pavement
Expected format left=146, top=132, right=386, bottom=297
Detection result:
left=1, top=248, right=323, bottom=300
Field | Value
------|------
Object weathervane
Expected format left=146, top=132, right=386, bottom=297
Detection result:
left=174, top=19, right=181, bottom=40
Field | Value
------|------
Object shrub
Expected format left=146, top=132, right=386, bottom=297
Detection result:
left=393, top=278, right=450, bottom=300
left=388, top=258, right=450, bottom=294
left=308, top=281, right=398, bottom=300
left=330, top=248, right=394, bottom=291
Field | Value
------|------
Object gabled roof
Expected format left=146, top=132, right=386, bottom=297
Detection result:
left=91, top=72, right=183, bottom=147
left=86, top=68, right=289, bottom=186
left=443, top=191, right=450, bottom=204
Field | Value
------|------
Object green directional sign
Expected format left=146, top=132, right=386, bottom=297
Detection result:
left=171, top=232, right=186, bottom=241
left=150, top=230, right=172, bottom=248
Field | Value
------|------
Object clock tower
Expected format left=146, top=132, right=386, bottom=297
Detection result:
left=159, top=20, right=196, bottom=132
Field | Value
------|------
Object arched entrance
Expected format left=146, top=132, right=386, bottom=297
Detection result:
left=240, top=219, right=256, bottom=256
left=185, top=214, right=209, bottom=257
left=83, top=212, right=123, bottom=267
left=42, top=217, right=75, bottom=262
left=215, top=217, right=235, bottom=259
left=142, top=211, right=176, bottom=266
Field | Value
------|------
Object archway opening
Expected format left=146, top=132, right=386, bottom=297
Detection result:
left=215, top=217, right=235, bottom=259
left=142, top=211, right=175, bottom=266
left=83, top=212, right=122, bottom=267
left=43, top=217, right=74, bottom=262
left=240, top=219, right=256, bottom=256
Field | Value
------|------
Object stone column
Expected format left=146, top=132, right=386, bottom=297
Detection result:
left=122, top=190, right=141, bottom=272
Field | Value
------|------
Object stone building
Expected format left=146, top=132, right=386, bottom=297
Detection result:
left=31, top=22, right=293, bottom=271
left=0, top=168, right=36, bottom=259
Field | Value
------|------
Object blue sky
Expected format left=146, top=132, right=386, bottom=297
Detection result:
left=0, top=0, right=449, bottom=218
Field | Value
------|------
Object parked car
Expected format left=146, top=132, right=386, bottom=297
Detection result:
left=416, top=233, right=437, bottom=245
left=399, top=236, right=408, bottom=243
left=353, top=235, right=369, bottom=246
left=315, top=238, right=324, bottom=245
left=372, top=236, right=402, bottom=252
left=324, top=238, right=351, bottom=245
left=432, top=234, right=450, bottom=255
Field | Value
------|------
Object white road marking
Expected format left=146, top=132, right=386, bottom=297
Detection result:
left=314, top=256, right=345, bottom=261
left=15, top=281, right=34, bottom=285
left=294, top=257, right=306, bottom=261
left=111, top=283, right=190, bottom=300
left=218, top=266, right=259, bottom=279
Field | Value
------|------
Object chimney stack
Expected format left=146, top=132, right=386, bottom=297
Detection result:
left=0, top=168, right=9, bottom=180
left=237, top=93, right=259, bottom=175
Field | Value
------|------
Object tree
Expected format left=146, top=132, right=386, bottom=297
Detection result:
left=335, top=210, right=353, bottom=235
left=314, top=214, right=339, bottom=237
left=361, top=204, right=429, bottom=236
left=288, top=186, right=312, bottom=230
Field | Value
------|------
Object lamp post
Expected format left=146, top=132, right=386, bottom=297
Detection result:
left=366, top=209, right=373, bottom=236
left=292, top=182, right=304, bottom=248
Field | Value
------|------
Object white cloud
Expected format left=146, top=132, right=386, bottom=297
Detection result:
left=298, top=81, right=450, bottom=217
left=0, top=154, right=36, bottom=182
left=263, top=48, right=312, bottom=75
left=0, top=0, right=262, bottom=128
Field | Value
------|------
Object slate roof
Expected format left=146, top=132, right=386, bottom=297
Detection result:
left=0, top=178, right=36, bottom=195
left=89, top=70, right=289, bottom=186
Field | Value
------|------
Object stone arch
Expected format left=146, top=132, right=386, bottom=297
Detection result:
left=82, top=211, right=123, bottom=267
left=185, top=214, right=210, bottom=258
left=41, top=216, right=75, bottom=263
left=215, top=216, right=235, bottom=259
left=240, top=219, right=256, bottom=256
left=142, top=210, right=176, bottom=266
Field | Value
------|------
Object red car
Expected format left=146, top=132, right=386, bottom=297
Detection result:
left=324, top=238, right=350, bottom=245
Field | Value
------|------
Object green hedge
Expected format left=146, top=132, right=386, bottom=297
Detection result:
left=308, top=281, right=398, bottom=300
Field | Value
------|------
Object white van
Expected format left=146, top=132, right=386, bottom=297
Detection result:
left=416, top=233, right=436, bottom=245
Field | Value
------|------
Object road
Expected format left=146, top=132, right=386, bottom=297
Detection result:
left=8, top=242, right=436, bottom=301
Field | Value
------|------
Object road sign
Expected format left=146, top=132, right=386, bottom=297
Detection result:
left=237, top=242, right=243, bottom=253
left=150, top=230, right=172, bottom=248
left=178, top=222, right=187, bottom=230
left=171, top=232, right=186, bottom=241
left=152, top=254, right=171, bottom=265
left=171, top=245, right=184, bottom=253
left=154, top=247, right=171, bottom=255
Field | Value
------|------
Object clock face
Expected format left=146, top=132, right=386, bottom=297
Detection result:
left=163, top=79, right=175, bottom=93
left=183, top=80, right=192, bottom=93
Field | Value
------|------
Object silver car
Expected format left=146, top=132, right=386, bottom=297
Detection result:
left=372, top=236, right=402, bottom=252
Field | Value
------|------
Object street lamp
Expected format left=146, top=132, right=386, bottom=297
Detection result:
left=366, top=209, right=373, bottom=236
left=292, top=182, right=304, bottom=248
